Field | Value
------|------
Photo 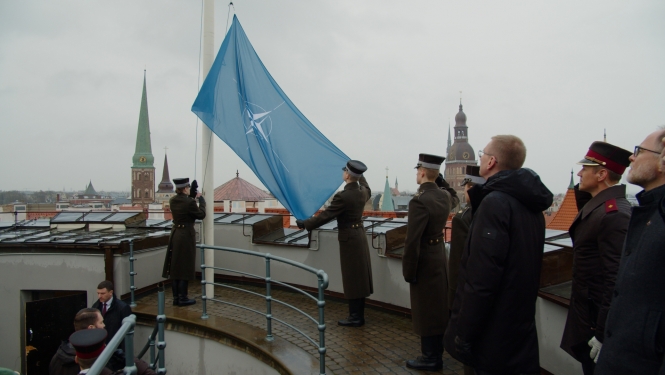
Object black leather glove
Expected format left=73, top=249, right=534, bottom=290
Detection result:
left=197, top=195, right=206, bottom=207
left=190, top=180, right=199, bottom=198
left=435, top=173, right=450, bottom=189
left=296, top=219, right=305, bottom=229
left=454, top=335, right=474, bottom=366
left=404, top=277, right=417, bottom=284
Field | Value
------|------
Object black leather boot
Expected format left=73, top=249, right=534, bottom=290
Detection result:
left=406, top=334, right=443, bottom=371
left=338, top=298, right=365, bottom=327
left=171, top=280, right=180, bottom=306
left=178, top=280, right=196, bottom=306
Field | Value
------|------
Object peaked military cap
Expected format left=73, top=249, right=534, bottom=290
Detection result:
left=342, top=160, right=367, bottom=177
left=69, top=328, right=107, bottom=360
left=461, top=165, right=486, bottom=186
left=577, top=141, right=632, bottom=175
left=173, top=178, right=190, bottom=189
left=414, top=153, right=445, bottom=169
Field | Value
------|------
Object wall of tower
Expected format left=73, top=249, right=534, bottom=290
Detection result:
left=131, top=168, right=155, bottom=205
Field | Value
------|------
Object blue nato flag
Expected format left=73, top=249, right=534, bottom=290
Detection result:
left=192, top=16, right=349, bottom=220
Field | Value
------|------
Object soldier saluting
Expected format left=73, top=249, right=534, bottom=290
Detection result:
left=297, top=160, right=373, bottom=327
left=162, top=178, right=206, bottom=307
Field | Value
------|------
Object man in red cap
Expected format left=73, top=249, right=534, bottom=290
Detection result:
left=560, top=141, right=633, bottom=374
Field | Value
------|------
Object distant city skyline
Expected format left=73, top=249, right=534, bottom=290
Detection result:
left=0, top=1, right=662, bottom=197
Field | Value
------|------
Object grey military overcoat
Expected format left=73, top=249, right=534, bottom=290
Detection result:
left=162, top=193, right=206, bottom=280
left=303, top=177, right=373, bottom=299
left=560, top=185, right=630, bottom=360
left=403, top=182, right=454, bottom=336
left=448, top=206, right=472, bottom=308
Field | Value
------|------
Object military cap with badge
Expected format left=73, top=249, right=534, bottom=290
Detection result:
left=342, top=160, right=367, bottom=177
left=577, top=141, right=632, bottom=175
left=461, top=165, right=485, bottom=186
left=69, top=328, right=108, bottom=361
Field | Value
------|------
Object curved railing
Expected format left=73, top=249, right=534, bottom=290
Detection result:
left=198, top=244, right=329, bottom=375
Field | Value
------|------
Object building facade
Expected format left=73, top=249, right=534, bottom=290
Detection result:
left=444, top=102, right=477, bottom=204
left=131, top=71, right=155, bottom=206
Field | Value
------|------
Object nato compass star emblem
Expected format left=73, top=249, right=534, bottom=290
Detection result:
left=240, top=99, right=289, bottom=171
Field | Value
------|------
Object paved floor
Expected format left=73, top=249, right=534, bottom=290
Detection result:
left=137, top=282, right=465, bottom=375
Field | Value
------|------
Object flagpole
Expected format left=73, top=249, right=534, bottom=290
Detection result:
left=201, top=0, right=215, bottom=298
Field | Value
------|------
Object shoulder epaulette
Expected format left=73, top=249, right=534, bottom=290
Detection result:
left=605, top=198, right=618, bottom=213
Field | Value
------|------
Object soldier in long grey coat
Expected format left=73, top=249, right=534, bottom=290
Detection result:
left=162, top=178, right=206, bottom=306
left=448, top=165, right=484, bottom=375
left=297, top=160, right=372, bottom=327
left=403, top=153, right=458, bottom=371
left=560, top=142, right=632, bottom=374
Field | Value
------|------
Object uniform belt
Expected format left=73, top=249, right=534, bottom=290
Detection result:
left=174, top=224, right=193, bottom=228
left=338, top=222, right=363, bottom=229
left=421, top=234, right=444, bottom=245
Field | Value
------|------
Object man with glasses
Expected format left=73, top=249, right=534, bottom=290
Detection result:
left=560, top=142, right=632, bottom=374
left=444, top=135, right=553, bottom=375
left=595, top=128, right=665, bottom=375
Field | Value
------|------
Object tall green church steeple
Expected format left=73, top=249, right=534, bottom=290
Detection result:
left=132, top=70, right=154, bottom=168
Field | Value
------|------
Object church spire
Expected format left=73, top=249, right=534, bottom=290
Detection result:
left=447, top=120, right=452, bottom=154
left=381, top=167, right=395, bottom=211
left=157, top=152, right=174, bottom=193
left=569, top=169, right=575, bottom=189
left=132, top=70, right=154, bottom=168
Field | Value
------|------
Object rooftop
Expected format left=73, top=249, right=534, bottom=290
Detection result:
left=214, top=172, right=272, bottom=202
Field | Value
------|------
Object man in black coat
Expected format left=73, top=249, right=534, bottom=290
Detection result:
left=444, top=135, right=553, bottom=375
left=50, top=308, right=105, bottom=375
left=560, top=141, right=632, bottom=374
left=402, top=153, right=458, bottom=371
left=595, top=128, right=665, bottom=375
left=91, top=280, right=131, bottom=347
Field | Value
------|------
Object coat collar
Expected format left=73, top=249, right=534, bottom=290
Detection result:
left=418, top=182, right=438, bottom=192
left=636, top=183, right=665, bottom=206
left=578, top=184, right=626, bottom=220
left=343, top=181, right=360, bottom=191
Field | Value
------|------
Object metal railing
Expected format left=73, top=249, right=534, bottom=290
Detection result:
left=198, top=244, right=329, bottom=375
left=87, top=286, right=167, bottom=375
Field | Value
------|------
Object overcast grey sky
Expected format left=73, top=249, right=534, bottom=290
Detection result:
left=1, top=1, right=663, bottom=196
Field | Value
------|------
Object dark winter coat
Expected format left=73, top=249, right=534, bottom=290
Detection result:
left=595, top=184, right=665, bottom=375
left=49, top=341, right=78, bottom=375
left=402, top=182, right=454, bottom=336
left=444, top=168, right=553, bottom=374
left=448, top=206, right=472, bottom=308
left=304, top=177, right=372, bottom=299
left=560, top=184, right=630, bottom=361
left=162, top=193, right=206, bottom=280
left=92, top=295, right=132, bottom=346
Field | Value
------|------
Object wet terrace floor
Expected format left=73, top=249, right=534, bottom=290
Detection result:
left=136, top=283, right=466, bottom=375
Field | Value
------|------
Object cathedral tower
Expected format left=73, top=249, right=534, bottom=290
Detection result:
left=131, top=71, right=155, bottom=206
left=444, top=100, right=478, bottom=204
left=155, top=152, right=174, bottom=205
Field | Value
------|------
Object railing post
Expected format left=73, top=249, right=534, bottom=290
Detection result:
left=123, top=316, right=137, bottom=375
left=265, top=254, right=273, bottom=341
left=129, top=241, right=137, bottom=308
left=200, top=245, right=209, bottom=320
left=317, top=271, right=327, bottom=375
left=156, top=285, right=167, bottom=375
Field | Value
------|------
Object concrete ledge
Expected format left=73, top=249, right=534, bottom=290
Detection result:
left=133, top=303, right=332, bottom=375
